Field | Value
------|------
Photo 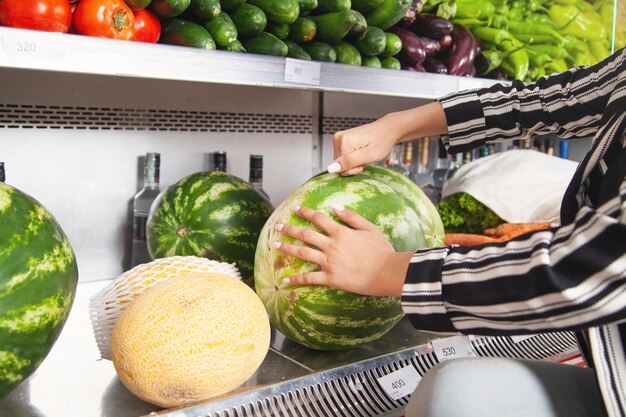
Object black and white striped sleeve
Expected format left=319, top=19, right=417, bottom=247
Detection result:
left=401, top=178, right=626, bottom=335
left=437, top=48, right=626, bottom=154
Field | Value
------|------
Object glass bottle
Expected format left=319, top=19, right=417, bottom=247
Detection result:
left=213, top=151, right=227, bottom=172
left=249, top=154, right=270, bottom=201
left=413, top=137, right=435, bottom=201
left=131, top=152, right=160, bottom=268
left=431, top=140, right=450, bottom=204
left=0, top=162, right=5, bottom=183
left=401, top=141, right=414, bottom=178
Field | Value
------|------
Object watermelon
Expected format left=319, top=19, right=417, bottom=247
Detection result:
left=147, top=171, right=273, bottom=286
left=0, top=183, right=78, bottom=396
left=254, top=165, right=444, bottom=350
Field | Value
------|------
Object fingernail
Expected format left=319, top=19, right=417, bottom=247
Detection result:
left=272, top=241, right=281, bottom=249
left=327, top=162, right=341, bottom=173
left=282, top=277, right=290, bottom=285
left=293, top=205, right=302, bottom=213
left=331, top=203, right=345, bottom=211
left=275, top=223, right=284, bottom=231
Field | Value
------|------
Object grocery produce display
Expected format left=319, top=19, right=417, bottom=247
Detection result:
left=0, top=182, right=78, bottom=397
left=111, top=272, right=271, bottom=408
left=254, top=165, right=444, bottom=350
left=0, top=0, right=620, bottom=81
left=146, top=171, right=273, bottom=286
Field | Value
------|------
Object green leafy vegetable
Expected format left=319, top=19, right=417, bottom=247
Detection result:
left=436, top=192, right=504, bottom=234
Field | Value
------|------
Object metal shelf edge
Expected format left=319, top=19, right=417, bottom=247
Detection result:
left=0, top=27, right=505, bottom=99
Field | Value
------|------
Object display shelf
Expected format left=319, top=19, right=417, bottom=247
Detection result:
left=0, top=26, right=502, bottom=100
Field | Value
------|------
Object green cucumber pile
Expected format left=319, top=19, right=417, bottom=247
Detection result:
left=155, top=0, right=408, bottom=68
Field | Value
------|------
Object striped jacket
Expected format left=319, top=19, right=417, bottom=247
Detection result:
left=401, top=48, right=626, bottom=416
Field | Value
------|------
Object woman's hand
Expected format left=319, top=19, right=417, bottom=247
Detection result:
left=273, top=205, right=413, bottom=297
left=328, top=101, right=449, bottom=176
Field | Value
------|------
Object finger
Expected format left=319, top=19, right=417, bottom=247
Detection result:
left=333, top=148, right=373, bottom=175
left=283, top=271, right=329, bottom=287
left=277, top=221, right=329, bottom=249
left=339, top=166, right=364, bottom=176
left=332, top=205, right=378, bottom=232
left=292, top=205, right=339, bottom=235
left=333, top=131, right=344, bottom=163
left=273, top=241, right=327, bottom=266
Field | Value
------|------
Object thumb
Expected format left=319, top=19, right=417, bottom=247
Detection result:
left=328, top=148, right=372, bottom=175
left=332, top=205, right=378, bottom=232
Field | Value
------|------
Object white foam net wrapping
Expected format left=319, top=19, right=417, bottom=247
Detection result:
left=89, top=256, right=241, bottom=360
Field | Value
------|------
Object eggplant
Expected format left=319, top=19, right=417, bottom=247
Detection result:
left=447, top=24, right=477, bottom=76
left=402, top=62, right=426, bottom=72
left=473, top=53, right=490, bottom=74
left=464, top=64, right=477, bottom=77
left=487, top=68, right=507, bottom=80
left=399, top=0, right=423, bottom=27
left=419, top=36, right=441, bottom=57
left=422, top=56, right=447, bottom=74
left=438, top=34, right=453, bottom=51
left=411, top=13, right=453, bottom=38
left=389, top=27, right=426, bottom=64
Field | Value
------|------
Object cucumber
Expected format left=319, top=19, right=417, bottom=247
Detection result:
left=289, top=17, right=316, bottom=42
left=285, top=39, right=312, bottom=60
left=150, top=0, right=191, bottom=19
left=243, top=32, right=288, bottom=56
left=266, top=22, right=290, bottom=40
left=232, top=3, right=267, bottom=37
left=297, top=0, right=318, bottom=14
left=333, top=40, right=362, bottom=65
left=125, top=0, right=152, bottom=10
left=302, top=42, right=337, bottom=62
left=347, top=10, right=367, bottom=36
left=190, top=0, right=221, bottom=18
left=221, top=0, right=246, bottom=10
left=362, top=55, right=381, bottom=67
left=226, top=39, right=247, bottom=51
left=352, top=26, right=386, bottom=56
left=364, top=0, right=411, bottom=29
left=317, top=0, right=351, bottom=12
left=204, top=11, right=239, bottom=47
left=380, top=56, right=400, bottom=69
left=161, top=19, right=216, bottom=49
left=311, top=11, right=356, bottom=43
left=379, top=31, right=401, bottom=57
left=350, top=0, right=383, bottom=12
left=248, top=0, right=299, bottom=25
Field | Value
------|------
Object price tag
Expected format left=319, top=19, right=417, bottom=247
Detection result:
left=431, top=335, right=475, bottom=362
left=1, top=29, right=65, bottom=59
left=457, top=77, right=486, bottom=91
left=377, top=365, right=421, bottom=400
left=284, top=58, right=321, bottom=86
left=511, top=334, right=536, bottom=343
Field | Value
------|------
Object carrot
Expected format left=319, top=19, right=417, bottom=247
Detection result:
left=489, top=223, right=552, bottom=241
left=444, top=233, right=498, bottom=246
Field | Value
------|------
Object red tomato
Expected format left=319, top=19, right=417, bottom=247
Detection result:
left=0, top=0, right=72, bottom=32
left=73, top=0, right=135, bottom=40
left=133, top=8, right=160, bottom=43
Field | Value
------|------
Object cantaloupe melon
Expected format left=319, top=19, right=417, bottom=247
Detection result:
left=110, top=272, right=270, bottom=408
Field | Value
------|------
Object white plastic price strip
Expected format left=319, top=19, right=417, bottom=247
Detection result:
left=1, top=29, right=65, bottom=59
left=431, top=335, right=476, bottom=362
left=458, top=77, right=487, bottom=92
left=377, top=365, right=422, bottom=400
left=284, top=58, right=321, bottom=86
left=511, top=334, right=536, bottom=343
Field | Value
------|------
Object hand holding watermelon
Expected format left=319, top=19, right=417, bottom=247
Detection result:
left=275, top=204, right=412, bottom=297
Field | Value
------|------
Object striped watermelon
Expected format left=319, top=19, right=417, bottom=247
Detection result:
left=254, top=165, right=444, bottom=350
left=147, top=171, right=273, bottom=286
left=0, top=183, right=78, bottom=396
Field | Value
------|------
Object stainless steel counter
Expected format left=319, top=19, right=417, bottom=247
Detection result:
left=0, top=281, right=581, bottom=417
